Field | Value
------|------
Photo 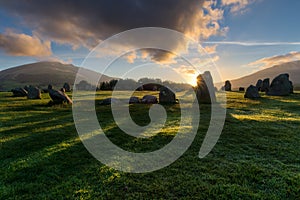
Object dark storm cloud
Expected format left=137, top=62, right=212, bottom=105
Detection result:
left=0, top=0, right=229, bottom=61
left=1, top=0, right=203, bottom=45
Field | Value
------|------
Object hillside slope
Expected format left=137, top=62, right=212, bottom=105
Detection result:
left=0, top=61, right=114, bottom=91
left=217, top=60, right=300, bottom=89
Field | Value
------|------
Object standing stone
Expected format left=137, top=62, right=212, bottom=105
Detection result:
left=27, top=86, right=41, bottom=99
left=256, top=79, right=263, bottom=91
left=195, top=71, right=216, bottom=104
left=261, top=78, right=270, bottom=92
left=24, top=85, right=29, bottom=92
left=11, top=88, right=28, bottom=97
left=48, top=84, right=72, bottom=104
left=159, top=86, right=176, bottom=104
left=224, top=80, right=232, bottom=91
left=129, top=96, right=140, bottom=104
left=63, top=82, right=71, bottom=92
left=267, top=73, right=292, bottom=96
left=141, top=95, right=158, bottom=104
left=244, top=85, right=260, bottom=99
left=239, top=87, right=245, bottom=92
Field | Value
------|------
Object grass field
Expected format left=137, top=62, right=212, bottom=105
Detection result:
left=0, top=91, right=299, bottom=199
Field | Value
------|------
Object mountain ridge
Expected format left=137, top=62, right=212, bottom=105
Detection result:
left=0, top=61, right=114, bottom=91
left=216, top=60, right=300, bottom=89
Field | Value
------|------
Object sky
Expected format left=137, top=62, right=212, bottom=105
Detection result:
left=0, top=0, right=300, bottom=85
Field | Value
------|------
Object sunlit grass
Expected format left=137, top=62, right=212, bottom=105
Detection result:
left=0, top=91, right=299, bottom=199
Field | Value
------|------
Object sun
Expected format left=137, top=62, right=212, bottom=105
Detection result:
left=188, top=74, right=198, bottom=86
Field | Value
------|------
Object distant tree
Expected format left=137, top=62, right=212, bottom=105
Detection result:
left=116, top=79, right=138, bottom=90
left=76, top=80, right=96, bottom=90
left=97, top=77, right=192, bottom=91
left=109, top=79, right=118, bottom=89
left=99, top=81, right=110, bottom=90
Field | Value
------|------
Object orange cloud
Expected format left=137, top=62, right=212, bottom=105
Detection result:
left=203, top=45, right=217, bottom=54
left=247, top=51, right=300, bottom=69
left=0, top=30, right=52, bottom=57
left=125, top=52, right=137, bottom=64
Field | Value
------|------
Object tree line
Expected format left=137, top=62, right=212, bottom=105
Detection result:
left=75, top=78, right=191, bottom=91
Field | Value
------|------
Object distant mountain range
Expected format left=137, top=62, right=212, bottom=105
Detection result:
left=216, top=60, right=300, bottom=90
left=0, top=61, right=114, bottom=91
left=1, top=60, right=300, bottom=91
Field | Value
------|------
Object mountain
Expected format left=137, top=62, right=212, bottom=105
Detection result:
left=0, top=61, right=115, bottom=91
left=217, top=60, right=300, bottom=90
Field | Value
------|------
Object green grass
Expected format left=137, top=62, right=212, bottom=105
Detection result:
left=0, top=91, right=299, bottom=199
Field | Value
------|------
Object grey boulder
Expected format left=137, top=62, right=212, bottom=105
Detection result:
left=224, top=80, right=232, bottom=91
left=267, top=73, right=293, bottom=96
left=142, top=95, right=158, bottom=104
left=239, top=87, right=245, bottom=92
left=11, top=88, right=28, bottom=97
left=129, top=96, right=140, bottom=104
left=261, top=78, right=270, bottom=92
left=48, top=84, right=72, bottom=104
left=27, top=86, right=41, bottom=99
left=244, top=85, right=260, bottom=99
left=256, top=79, right=263, bottom=91
left=159, top=86, right=176, bottom=104
left=63, top=82, right=71, bottom=92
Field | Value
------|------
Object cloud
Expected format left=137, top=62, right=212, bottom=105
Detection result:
left=204, top=41, right=300, bottom=46
left=247, top=51, right=300, bottom=69
left=0, top=0, right=232, bottom=63
left=123, top=49, right=177, bottom=64
left=203, top=44, right=217, bottom=54
left=221, top=0, right=256, bottom=14
left=174, top=65, right=197, bottom=77
left=0, top=1, right=202, bottom=44
left=0, top=0, right=257, bottom=63
left=125, top=52, right=137, bottom=64
left=0, top=30, right=52, bottom=57
left=198, top=1, right=228, bottom=40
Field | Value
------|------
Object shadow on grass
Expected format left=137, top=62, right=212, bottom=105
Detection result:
left=1, top=92, right=299, bottom=199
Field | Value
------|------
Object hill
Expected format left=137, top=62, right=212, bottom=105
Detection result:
left=217, top=60, right=300, bottom=90
left=0, top=61, right=114, bottom=91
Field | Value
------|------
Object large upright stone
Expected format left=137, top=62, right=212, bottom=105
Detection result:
left=267, top=73, right=292, bottom=96
left=224, top=80, right=232, bottom=91
left=244, top=85, right=260, bottom=99
left=261, top=78, right=270, bottom=92
left=256, top=79, right=263, bottom=91
left=159, top=86, right=176, bottom=104
left=27, top=86, right=41, bottom=99
left=63, top=82, right=71, bottom=92
left=195, top=71, right=216, bottom=104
